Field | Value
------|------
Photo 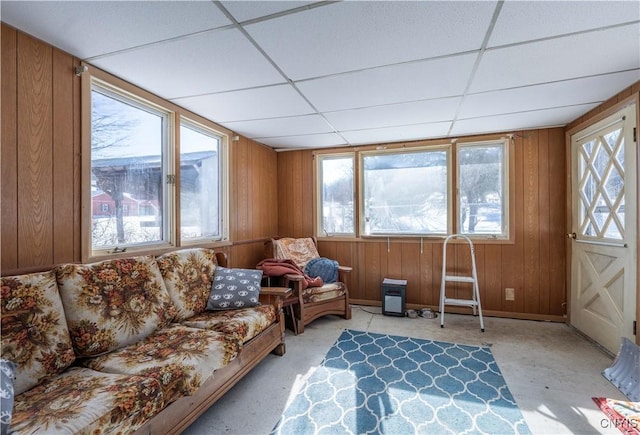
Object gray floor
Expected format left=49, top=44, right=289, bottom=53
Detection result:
left=183, top=306, right=627, bottom=435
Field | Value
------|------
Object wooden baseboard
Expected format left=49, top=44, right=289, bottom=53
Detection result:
left=349, top=299, right=567, bottom=323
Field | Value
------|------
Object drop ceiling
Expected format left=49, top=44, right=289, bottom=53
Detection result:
left=2, top=1, right=639, bottom=150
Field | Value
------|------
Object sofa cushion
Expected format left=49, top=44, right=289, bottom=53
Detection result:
left=1, top=359, right=16, bottom=434
left=10, top=367, right=164, bottom=435
left=273, top=237, right=320, bottom=269
left=55, top=255, right=177, bottom=357
left=83, top=324, right=239, bottom=404
left=207, top=267, right=262, bottom=311
left=182, top=305, right=276, bottom=344
left=302, top=282, right=347, bottom=304
left=156, top=248, right=218, bottom=321
left=0, top=271, right=76, bottom=395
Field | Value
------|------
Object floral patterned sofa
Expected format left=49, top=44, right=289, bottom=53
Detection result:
left=1, top=248, right=288, bottom=435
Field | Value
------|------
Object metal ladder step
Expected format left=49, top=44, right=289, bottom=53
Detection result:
left=443, top=297, right=478, bottom=307
left=444, top=275, right=475, bottom=283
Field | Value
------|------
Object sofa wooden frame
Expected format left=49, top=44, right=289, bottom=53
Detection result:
left=131, top=252, right=288, bottom=435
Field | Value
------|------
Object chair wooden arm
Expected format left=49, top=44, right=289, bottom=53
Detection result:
left=215, top=252, right=228, bottom=268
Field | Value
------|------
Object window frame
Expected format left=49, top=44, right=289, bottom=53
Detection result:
left=455, top=139, right=511, bottom=240
left=314, top=138, right=514, bottom=243
left=81, top=66, right=230, bottom=261
left=178, top=117, right=230, bottom=245
left=359, top=145, right=452, bottom=238
left=316, top=152, right=357, bottom=237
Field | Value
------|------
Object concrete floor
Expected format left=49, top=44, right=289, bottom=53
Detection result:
left=183, top=306, right=627, bottom=435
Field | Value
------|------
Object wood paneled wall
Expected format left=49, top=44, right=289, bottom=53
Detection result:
left=1, top=26, right=82, bottom=273
left=1, top=24, right=278, bottom=274
left=277, top=129, right=568, bottom=320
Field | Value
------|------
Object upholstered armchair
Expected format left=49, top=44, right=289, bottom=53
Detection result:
left=259, top=237, right=352, bottom=334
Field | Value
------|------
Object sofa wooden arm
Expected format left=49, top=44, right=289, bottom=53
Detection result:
left=258, top=286, right=291, bottom=313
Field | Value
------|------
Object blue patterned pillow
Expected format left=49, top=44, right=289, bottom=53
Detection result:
left=0, top=359, right=16, bottom=435
left=207, top=267, right=262, bottom=310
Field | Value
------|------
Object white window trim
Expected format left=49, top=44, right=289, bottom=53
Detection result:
left=81, top=67, right=230, bottom=262
left=179, top=117, right=230, bottom=245
left=456, top=139, right=510, bottom=240
left=316, top=152, right=356, bottom=237
left=359, top=145, right=452, bottom=238
left=314, top=138, right=513, bottom=243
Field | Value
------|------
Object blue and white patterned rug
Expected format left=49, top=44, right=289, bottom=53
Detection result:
left=272, top=329, right=530, bottom=434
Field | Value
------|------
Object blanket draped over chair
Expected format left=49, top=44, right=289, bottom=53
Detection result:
left=256, top=258, right=323, bottom=289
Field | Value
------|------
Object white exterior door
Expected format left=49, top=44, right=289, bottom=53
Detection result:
left=570, top=104, right=637, bottom=354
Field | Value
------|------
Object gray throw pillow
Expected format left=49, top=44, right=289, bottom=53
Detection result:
left=0, top=359, right=16, bottom=435
left=207, top=267, right=262, bottom=310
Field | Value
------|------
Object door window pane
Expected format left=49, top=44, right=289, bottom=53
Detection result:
left=180, top=122, right=221, bottom=241
left=458, top=142, right=506, bottom=236
left=90, top=88, right=166, bottom=249
left=363, top=149, right=448, bottom=235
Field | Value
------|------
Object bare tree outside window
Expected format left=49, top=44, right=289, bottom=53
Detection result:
left=90, top=87, right=166, bottom=249
left=458, top=143, right=505, bottom=235
left=320, top=156, right=355, bottom=235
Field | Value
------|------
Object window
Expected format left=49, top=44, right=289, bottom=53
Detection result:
left=180, top=120, right=225, bottom=242
left=316, top=139, right=510, bottom=240
left=86, top=74, right=229, bottom=258
left=90, top=82, right=170, bottom=251
left=362, top=147, right=450, bottom=236
left=457, top=141, right=508, bottom=237
left=318, top=154, right=355, bottom=235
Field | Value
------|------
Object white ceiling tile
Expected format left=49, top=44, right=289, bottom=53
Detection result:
left=324, top=98, right=461, bottom=131
left=490, top=1, right=640, bottom=47
left=460, top=70, right=640, bottom=119
left=245, top=1, right=497, bottom=80
left=341, top=123, right=452, bottom=146
left=220, top=1, right=316, bottom=23
left=471, top=23, right=640, bottom=93
left=223, top=115, right=333, bottom=138
left=173, top=85, right=314, bottom=123
left=297, top=54, right=475, bottom=112
left=451, top=104, right=599, bottom=136
left=1, top=1, right=230, bottom=59
left=92, top=28, right=285, bottom=98
left=255, top=133, right=347, bottom=149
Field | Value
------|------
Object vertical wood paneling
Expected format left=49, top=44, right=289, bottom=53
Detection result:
left=538, top=129, right=551, bottom=314
left=549, top=128, right=567, bottom=315
left=17, top=33, right=53, bottom=267
left=52, top=48, right=75, bottom=264
left=232, top=137, right=250, bottom=240
left=483, top=244, right=502, bottom=311
left=401, top=243, right=420, bottom=305
left=73, top=58, right=82, bottom=261
left=501, top=134, right=525, bottom=312
left=1, top=26, right=18, bottom=272
left=419, top=243, right=434, bottom=305
left=523, top=131, right=540, bottom=313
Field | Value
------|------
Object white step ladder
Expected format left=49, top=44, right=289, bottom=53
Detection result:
left=439, top=234, right=484, bottom=332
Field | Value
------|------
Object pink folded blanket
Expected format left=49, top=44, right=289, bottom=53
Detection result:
left=256, top=258, right=324, bottom=289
